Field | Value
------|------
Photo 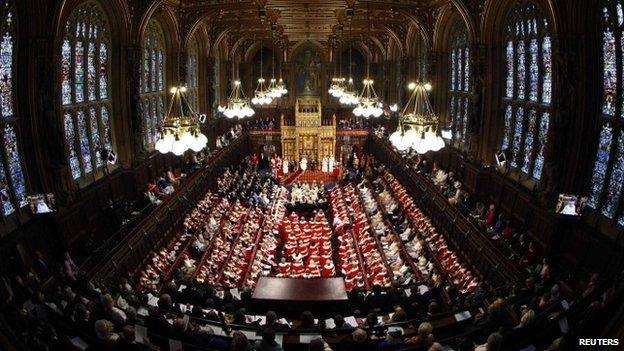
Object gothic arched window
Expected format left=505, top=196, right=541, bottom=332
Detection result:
left=0, top=1, right=26, bottom=216
left=61, top=2, right=113, bottom=180
left=141, top=19, right=166, bottom=150
left=448, top=19, right=472, bottom=148
left=500, top=2, right=551, bottom=180
left=588, top=0, right=624, bottom=226
left=187, top=38, right=199, bottom=112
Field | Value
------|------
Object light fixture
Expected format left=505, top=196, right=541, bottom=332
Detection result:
left=268, top=49, right=286, bottom=99
left=390, top=82, right=445, bottom=154
left=353, top=78, right=383, bottom=117
left=252, top=44, right=273, bottom=105
left=218, top=80, right=255, bottom=119
left=340, top=44, right=359, bottom=105
left=155, top=85, right=208, bottom=155
left=353, top=4, right=383, bottom=118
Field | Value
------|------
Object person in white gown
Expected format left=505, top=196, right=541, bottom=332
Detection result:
left=322, top=156, right=329, bottom=173
left=282, top=159, right=289, bottom=175
left=300, top=157, right=308, bottom=171
left=329, top=156, right=335, bottom=172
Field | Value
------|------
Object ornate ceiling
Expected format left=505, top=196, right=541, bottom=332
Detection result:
left=179, top=0, right=447, bottom=58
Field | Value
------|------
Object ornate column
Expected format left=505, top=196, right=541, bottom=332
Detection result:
left=539, top=35, right=577, bottom=205
left=34, top=37, right=74, bottom=203
left=125, top=45, right=147, bottom=164
left=469, top=43, right=486, bottom=161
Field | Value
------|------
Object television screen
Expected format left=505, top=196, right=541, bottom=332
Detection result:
left=555, top=194, right=587, bottom=216
left=27, top=193, right=56, bottom=214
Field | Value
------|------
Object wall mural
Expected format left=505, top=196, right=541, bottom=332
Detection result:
left=294, top=47, right=321, bottom=96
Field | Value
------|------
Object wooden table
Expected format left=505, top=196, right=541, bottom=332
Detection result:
left=252, top=277, right=348, bottom=302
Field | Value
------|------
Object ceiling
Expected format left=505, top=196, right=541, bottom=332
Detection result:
left=181, top=0, right=443, bottom=55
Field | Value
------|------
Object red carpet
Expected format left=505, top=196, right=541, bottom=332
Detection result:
left=281, top=169, right=302, bottom=185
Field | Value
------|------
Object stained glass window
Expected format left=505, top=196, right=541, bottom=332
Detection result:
left=62, top=2, right=113, bottom=180
left=447, top=19, right=473, bottom=150
left=501, top=2, right=551, bottom=179
left=589, top=1, right=624, bottom=225
left=0, top=1, right=28, bottom=216
left=141, top=19, right=166, bottom=150
left=187, top=38, right=199, bottom=112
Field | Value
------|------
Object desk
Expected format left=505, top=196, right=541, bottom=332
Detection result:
left=252, top=277, right=348, bottom=301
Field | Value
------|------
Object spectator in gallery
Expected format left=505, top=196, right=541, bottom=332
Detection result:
left=479, top=204, right=497, bottom=229
left=475, top=332, right=503, bottom=351
left=298, top=311, right=318, bottom=329
left=255, top=328, right=283, bottom=351
left=231, top=330, right=253, bottom=351
left=62, top=251, right=79, bottom=281
left=405, top=322, right=435, bottom=349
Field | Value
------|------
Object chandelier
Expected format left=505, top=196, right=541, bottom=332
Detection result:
left=275, top=77, right=288, bottom=96
left=268, top=50, right=287, bottom=98
left=339, top=43, right=359, bottom=105
left=252, top=44, right=273, bottom=105
left=353, top=78, right=383, bottom=117
left=353, top=5, right=382, bottom=117
left=329, top=77, right=345, bottom=98
left=339, top=77, right=359, bottom=105
left=218, top=80, right=255, bottom=118
left=389, top=82, right=445, bottom=154
left=155, top=86, right=208, bottom=155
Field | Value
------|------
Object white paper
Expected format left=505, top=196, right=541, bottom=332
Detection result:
left=418, top=285, right=429, bottom=294
left=404, top=289, right=412, bottom=298
left=147, top=293, right=159, bottom=307
left=275, top=334, right=284, bottom=346
left=325, top=318, right=336, bottom=329
left=169, top=339, right=183, bottom=351
left=135, top=324, right=148, bottom=344
left=215, top=290, right=225, bottom=299
left=377, top=316, right=384, bottom=325
left=299, top=334, right=322, bottom=343
left=70, top=337, right=88, bottom=351
left=137, top=307, right=149, bottom=317
left=178, top=284, right=186, bottom=292
left=344, top=316, right=358, bottom=327
left=454, top=311, right=471, bottom=322
left=230, top=288, right=241, bottom=300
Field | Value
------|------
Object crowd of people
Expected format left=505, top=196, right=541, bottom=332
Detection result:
left=0, top=143, right=621, bottom=350
left=215, top=124, right=243, bottom=150
left=410, top=154, right=541, bottom=271
left=245, top=117, right=278, bottom=131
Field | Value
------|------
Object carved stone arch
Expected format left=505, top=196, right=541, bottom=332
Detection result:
left=184, top=20, right=209, bottom=55
left=211, top=26, right=233, bottom=60
left=242, top=39, right=279, bottom=63
left=339, top=40, right=372, bottom=64
left=379, top=24, right=404, bottom=58
left=405, top=24, right=427, bottom=57
left=289, top=40, right=327, bottom=62
left=54, top=0, right=131, bottom=44
left=398, top=11, right=432, bottom=49
left=434, top=4, right=473, bottom=52
left=139, top=5, right=179, bottom=59
left=481, top=0, right=561, bottom=45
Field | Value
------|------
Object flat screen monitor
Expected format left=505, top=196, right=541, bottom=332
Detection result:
left=555, top=194, right=587, bottom=216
